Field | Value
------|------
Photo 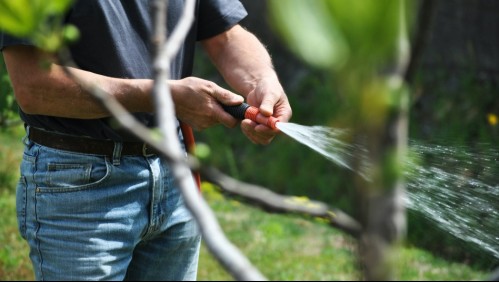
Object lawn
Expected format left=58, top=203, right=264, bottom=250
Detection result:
left=197, top=182, right=489, bottom=281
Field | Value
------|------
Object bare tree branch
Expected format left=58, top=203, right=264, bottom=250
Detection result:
left=201, top=167, right=362, bottom=238
left=157, top=0, right=196, bottom=68
left=150, top=0, right=266, bottom=280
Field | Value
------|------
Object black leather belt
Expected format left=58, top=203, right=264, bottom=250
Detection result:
left=28, top=127, right=160, bottom=157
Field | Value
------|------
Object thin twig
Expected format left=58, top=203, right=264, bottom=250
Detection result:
left=202, top=167, right=362, bottom=238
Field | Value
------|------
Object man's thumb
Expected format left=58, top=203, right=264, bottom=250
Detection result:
left=259, top=97, right=276, bottom=117
left=213, top=87, right=244, bottom=106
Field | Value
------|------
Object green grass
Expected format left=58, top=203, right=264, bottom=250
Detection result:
left=198, top=183, right=490, bottom=281
left=0, top=125, right=491, bottom=281
left=0, top=190, right=34, bottom=280
left=0, top=125, right=34, bottom=281
left=198, top=183, right=360, bottom=281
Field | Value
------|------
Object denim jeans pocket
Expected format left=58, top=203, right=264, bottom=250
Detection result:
left=35, top=147, right=112, bottom=193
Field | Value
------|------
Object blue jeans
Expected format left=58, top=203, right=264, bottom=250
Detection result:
left=16, top=134, right=201, bottom=281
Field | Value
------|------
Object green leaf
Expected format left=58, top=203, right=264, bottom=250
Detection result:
left=62, top=24, right=80, bottom=44
left=34, top=31, right=63, bottom=52
left=268, top=0, right=348, bottom=70
left=194, top=143, right=211, bottom=160
left=43, top=0, right=73, bottom=14
left=0, top=0, right=74, bottom=50
left=323, top=0, right=401, bottom=66
left=268, top=0, right=413, bottom=71
left=0, top=0, right=36, bottom=36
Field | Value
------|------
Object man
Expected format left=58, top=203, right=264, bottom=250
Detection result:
left=1, top=0, right=292, bottom=280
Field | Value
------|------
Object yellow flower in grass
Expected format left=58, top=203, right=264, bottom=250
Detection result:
left=488, top=113, right=497, bottom=126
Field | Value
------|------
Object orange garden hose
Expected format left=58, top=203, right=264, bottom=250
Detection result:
left=180, top=121, right=202, bottom=191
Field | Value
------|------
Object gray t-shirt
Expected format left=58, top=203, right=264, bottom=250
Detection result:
left=0, top=0, right=247, bottom=141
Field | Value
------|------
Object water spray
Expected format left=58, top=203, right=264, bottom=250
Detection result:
left=222, top=103, right=499, bottom=260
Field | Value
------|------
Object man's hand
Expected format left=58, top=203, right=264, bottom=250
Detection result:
left=201, top=24, right=293, bottom=145
left=243, top=76, right=292, bottom=144
left=170, top=77, right=244, bottom=131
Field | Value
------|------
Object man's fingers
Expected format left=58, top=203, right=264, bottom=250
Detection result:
left=210, top=85, right=244, bottom=106
left=210, top=85, right=244, bottom=128
left=241, top=119, right=276, bottom=145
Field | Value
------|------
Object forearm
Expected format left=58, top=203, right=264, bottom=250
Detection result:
left=3, top=45, right=154, bottom=119
left=22, top=65, right=153, bottom=119
left=201, top=25, right=280, bottom=97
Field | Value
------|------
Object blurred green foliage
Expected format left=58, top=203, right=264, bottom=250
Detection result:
left=269, top=0, right=409, bottom=72
left=0, top=0, right=76, bottom=124
left=0, top=55, right=19, bottom=127
left=0, top=0, right=72, bottom=37
left=0, top=0, right=75, bottom=51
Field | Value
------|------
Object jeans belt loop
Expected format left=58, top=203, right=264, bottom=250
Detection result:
left=24, top=125, right=34, bottom=148
left=142, top=143, right=155, bottom=157
left=112, top=142, right=123, bottom=166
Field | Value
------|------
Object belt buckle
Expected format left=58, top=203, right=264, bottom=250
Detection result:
left=142, top=143, right=155, bottom=157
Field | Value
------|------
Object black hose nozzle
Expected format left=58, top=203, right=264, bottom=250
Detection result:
left=221, top=103, right=250, bottom=120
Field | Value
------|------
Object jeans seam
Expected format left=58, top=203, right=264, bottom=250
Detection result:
left=34, top=185, right=44, bottom=281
